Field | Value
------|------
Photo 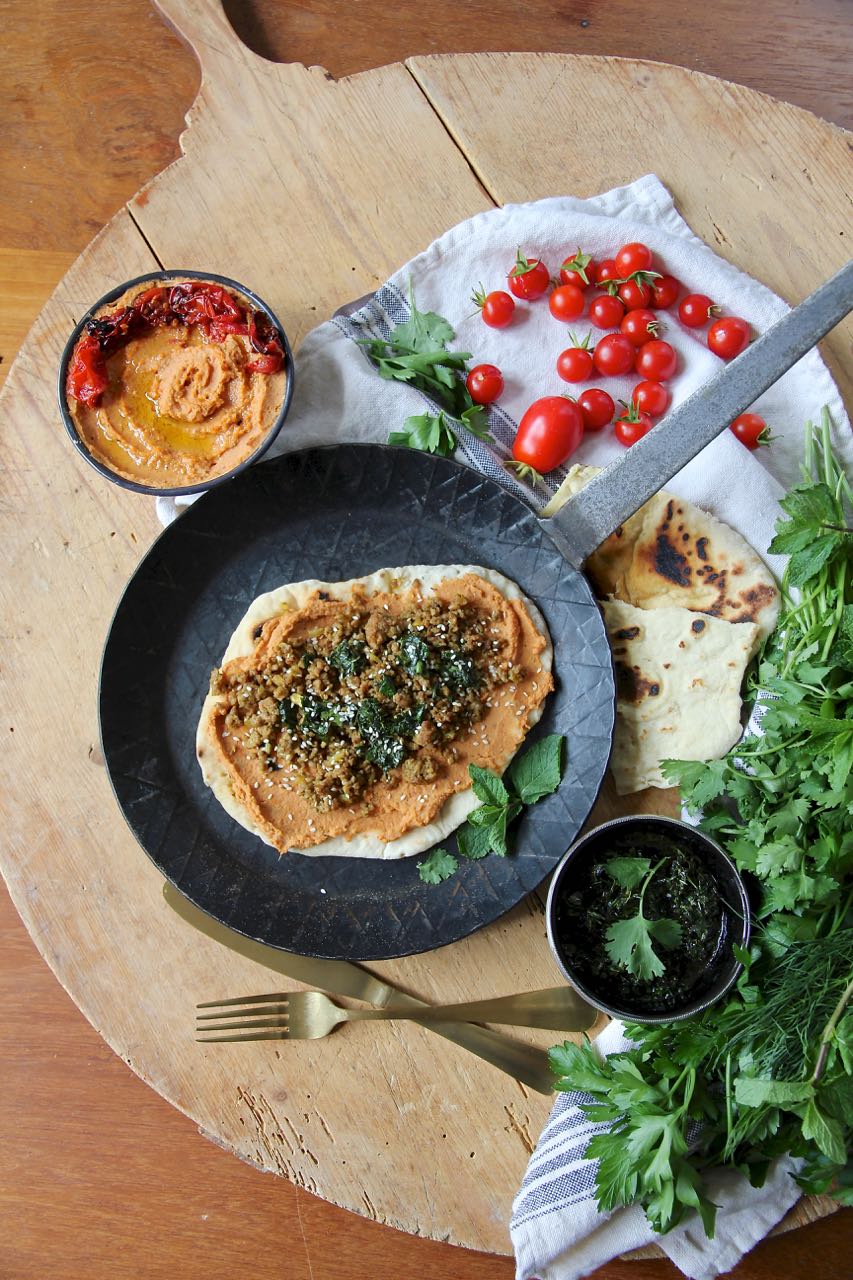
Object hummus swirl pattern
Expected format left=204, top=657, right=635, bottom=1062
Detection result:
left=196, top=566, right=554, bottom=860
left=65, top=278, right=287, bottom=488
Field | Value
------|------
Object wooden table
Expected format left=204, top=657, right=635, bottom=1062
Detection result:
left=1, top=3, right=851, bottom=1277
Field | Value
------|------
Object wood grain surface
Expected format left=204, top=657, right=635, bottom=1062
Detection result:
left=2, top=2, right=851, bottom=1278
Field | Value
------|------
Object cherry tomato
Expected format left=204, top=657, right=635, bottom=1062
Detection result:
left=589, top=294, right=625, bottom=330
left=593, top=333, right=636, bottom=377
left=651, top=274, right=681, bottom=309
left=594, top=259, right=619, bottom=286
left=556, top=344, right=594, bottom=383
left=620, top=308, right=659, bottom=348
left=510, top=396, right=584, bottom=475
left=617, top=277, right=653, bottom=310
left=730, top=412, right=770, bottom=449
left=508, top=250, right=550, bottom=300
left=678, top=293, right=718, bottom=328
left=708, top=316, right=751, bottom=360
left=578, top=387, right=615, bottom=431
left=472, top=286, right=515, bottom=328
left=548, top=283, right=585, bottom=322
left=559, top=249, right=594, bottom=289
left=635, top=339, right=678, bottom=381
left=631, top=379, right=670, bottom=417
left=615, top=242, right=654, bottom=276
left=614, top=406, right=654, bottom=447
left=465, top=363, right=504, bottom=404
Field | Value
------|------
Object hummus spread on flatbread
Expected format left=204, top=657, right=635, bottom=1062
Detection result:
left=196, top=565, right=553, bottom=859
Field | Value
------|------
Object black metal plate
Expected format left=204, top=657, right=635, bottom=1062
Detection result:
left=100, top=445, right=615, bottom=960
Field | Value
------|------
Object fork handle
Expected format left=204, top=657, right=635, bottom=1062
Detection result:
left=340, top=986, right=595, bottom=1032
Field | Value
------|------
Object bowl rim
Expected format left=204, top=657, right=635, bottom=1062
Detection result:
left=57, top=268, right=295, bottom=497
left=545, top=813, right=751, bottom=1024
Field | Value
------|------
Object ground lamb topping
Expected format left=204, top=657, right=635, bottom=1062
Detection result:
left=210, top=595, right=521, bottom=811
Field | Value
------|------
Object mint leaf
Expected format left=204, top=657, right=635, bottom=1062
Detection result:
left=417, top=847, right=458, bottom=884
left=734, top=1078, right=814, bottom=1109
left=787, top=534, right=839, bottom=588
left=456, top=822, right=492, bottom=860
left=468, top=764, right=509, bottom=807
left=801, top=1099, right=847, bottom=1165
left=605, top=856, right=651, bottom=891
left=506, top=733, right=564, bottom=804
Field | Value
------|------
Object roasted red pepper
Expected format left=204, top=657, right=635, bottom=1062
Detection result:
left=65, top=281, right=284, bottom=407
left=65, top=332, right=109, bottom=408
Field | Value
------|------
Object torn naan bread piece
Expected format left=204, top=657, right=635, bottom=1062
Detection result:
left=197, top=564, right=553, bottom=859
left=543, top=465, right=779, bottom=645
left=603, top=599, right=759, bottom=794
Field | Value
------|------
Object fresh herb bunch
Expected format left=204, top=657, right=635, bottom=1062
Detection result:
left=363, top=286, right=494, bottom=457
left=550, top=411, right=853, bottom=1237
left=417, top=734, right=564, bottom=882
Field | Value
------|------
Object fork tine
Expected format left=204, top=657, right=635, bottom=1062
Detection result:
left=196, top=1004, right=289, bottom=1022
left=194, top=1015, right=289, bottom=1032
left=196, top=1029, right=290, bottom=1043
left=196, top=992, right=286, bottom=1009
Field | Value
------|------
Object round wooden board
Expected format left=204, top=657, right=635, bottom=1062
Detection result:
left=1, top=0, right=847, bottom=1255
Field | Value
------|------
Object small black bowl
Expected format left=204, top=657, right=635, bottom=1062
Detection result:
left=545, top=814, right=750, bottom=1024
left=57, top=269, right=295, bottom=497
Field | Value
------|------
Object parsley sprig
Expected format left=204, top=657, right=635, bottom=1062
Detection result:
left=550, top=410, right=853, bottom=1237
left=363, top=285, right=494, bottom=457
left=603, top=857, right=683, bottom=981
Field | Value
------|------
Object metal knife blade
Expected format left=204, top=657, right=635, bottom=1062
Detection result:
left=163, top=883, right=556, bottom=1093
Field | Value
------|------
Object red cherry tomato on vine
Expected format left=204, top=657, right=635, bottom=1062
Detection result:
left=556, top=343, right=594, bottom=383
left=465, top=363, right=504, bottom=404
left=509, top=396, right=584, bottom=477
left=548, top=283, right=585, bottom=322
left=559, top=250, right=595, bottom=290
left=631, top=379, right=670, bottom=417
left=635, top=339, right=678, bottom=381
left=618, top=277, right=654, bottom=310
left=594, top=259, right=619, bottom=286
left=589, top=294, right=625, bottom=330
left=508, top=250, right=550, bottom=300
left=620, top=308, right=659, bottom=348
left=708, top=316, right=751, bottom=360
left=729, top=413, right=770, bottom=449
left=593, top=333, right=636, bottom=377
left=472, top=286, right=515, bottom=328
left=651, top=274, right=680, bottom=309
left=578, top=388, right=615, bottom=432
left=614, top=406, right=654, bottom=447
left=615, top=242, right=654, bottom=276
left=678, top=293, right=718, bottom=328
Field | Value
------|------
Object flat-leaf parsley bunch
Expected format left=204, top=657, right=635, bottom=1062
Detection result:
left=551, top=412, right=853, bottom=1237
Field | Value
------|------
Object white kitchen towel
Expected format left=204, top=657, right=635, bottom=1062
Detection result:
left=510, top=1021, right=803, bottom=1280
left=157, top=172, right=851, bottom=563
left=155, top=175, right=850, bottom=1275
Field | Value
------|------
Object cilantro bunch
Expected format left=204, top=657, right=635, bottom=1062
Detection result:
left=550, top=410, right=853, bottom=1237
left=417, top=734, right=564, bottom=883
left=362, top=286, right=494, bottom=458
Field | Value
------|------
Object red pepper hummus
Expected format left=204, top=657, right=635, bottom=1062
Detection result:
left=196, top=565, right=554, bottom=860
left=65, top=277, right=287, bottom=488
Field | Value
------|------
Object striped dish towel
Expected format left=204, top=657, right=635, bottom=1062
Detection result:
left=510, top=1022, right=802, bottom=1280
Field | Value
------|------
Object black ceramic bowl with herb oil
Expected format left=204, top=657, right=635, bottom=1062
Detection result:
left=545, top=815, right=750, bottom=1023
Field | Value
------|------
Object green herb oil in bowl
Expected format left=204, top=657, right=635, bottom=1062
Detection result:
left=545, top=815, right=750, bottom=1023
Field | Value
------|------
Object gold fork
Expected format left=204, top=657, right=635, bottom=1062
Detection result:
left=196, top=986, right=596, bottom=1042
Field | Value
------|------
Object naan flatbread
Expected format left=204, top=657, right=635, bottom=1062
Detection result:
left=543, top=465, right=779, bottom=645
left=197, top=564, right=553, bottom=859
left=604, top=599, right=759, bottom=794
